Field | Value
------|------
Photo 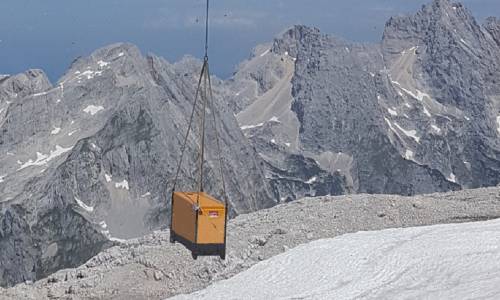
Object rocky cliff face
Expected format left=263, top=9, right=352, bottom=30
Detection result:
left=381, top=0, right=500, bottom=188
left=485, top=17, right=500, bottom=46
left=0, top=44, right=275, bottom=287
left=227, top=0, right=500, bottom=200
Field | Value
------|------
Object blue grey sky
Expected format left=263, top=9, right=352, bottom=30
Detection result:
left=0, top=0, right=498, bottom=82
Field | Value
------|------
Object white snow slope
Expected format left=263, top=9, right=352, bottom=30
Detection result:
left=172, top=219, right=500, bottom=300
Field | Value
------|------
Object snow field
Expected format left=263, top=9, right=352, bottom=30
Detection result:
left=172, top=219, right=500, bottom=300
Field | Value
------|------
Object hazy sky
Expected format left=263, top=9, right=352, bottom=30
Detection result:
left=0, top=0, right=498, bottom=82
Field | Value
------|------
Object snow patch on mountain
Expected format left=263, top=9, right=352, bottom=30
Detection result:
left=51, top=127, right=61, bottom=135
left=269, top=116, right=280, bottom=123
left=395, top=83, right=430, bottom=102
left=83, top=105, right=105, bottom=115
left=431, top=124, right=442, bottom=134
left=394, top=123, right=420, bottom=143
left=240, top=123, right=264, bottom=130
left=448, top=173, right=457, bottom=183
left=105, top=174, right=112, bottom=183
left=115, top=180, right=129, bottom=190
left=460, top=38, right=472, bottom=48
left=18, top=145, right=73, bottom=170
left=80, top=70, right=103, bottom=80
left=305, top=177, right=317, bottom=184
left=385, top=118, right=421, bottom=143
left=99, top=221, right=108, bottom=229
left=423, top=106, right=432, bottom=117
left=33, top=91, right=51, bottom=97
left=405, top=149, right=414, bottom=160
left=387, top=108, right=398, bottom=116
left=74, top=197, right=94, bottom=213
left=97, top=60, right=110, bottom=68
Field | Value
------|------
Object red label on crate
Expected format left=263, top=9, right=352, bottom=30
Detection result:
left=208, top=211, right=219, bottom=218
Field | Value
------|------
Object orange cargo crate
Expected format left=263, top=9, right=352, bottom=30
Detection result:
left=170, top=191, right=227, bottom=259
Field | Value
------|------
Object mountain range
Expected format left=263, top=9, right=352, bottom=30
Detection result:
left=0, top=0, right=499, bottom=288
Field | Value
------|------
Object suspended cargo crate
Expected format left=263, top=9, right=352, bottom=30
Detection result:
left=170, top=192, right=226, bottom=259
left=169, top=0, right=229, bottom=260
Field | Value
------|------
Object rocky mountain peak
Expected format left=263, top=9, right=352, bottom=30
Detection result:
left=0, top=69, right=52, bottom=104
left=429, top=0, right=462, bottom=10
left=421, top=0, right=478, bottom=29
left=58, top=43, right=147, bottom=87
left=229, top=0, right=500, bottom=202
left=6, top=69, right=51, bottom=91
left=485, top=17, right=500, bottom=46
left=382, top=0, right=479, bottom=56
left=170, top=55, right=204, bottom=76
left=383, top=0, right=500, bottom=111
left=272, top=25, right=322, bottom=58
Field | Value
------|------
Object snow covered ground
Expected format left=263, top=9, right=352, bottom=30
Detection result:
left=172, top=219, right=500, bottom=300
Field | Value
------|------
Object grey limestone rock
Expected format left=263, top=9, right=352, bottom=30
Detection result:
left=0, top=43, right=275, bottom=287
left=227, top=0, right=500, bottom=200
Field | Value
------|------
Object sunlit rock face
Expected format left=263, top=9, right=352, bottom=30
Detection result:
left=0, top=43, right=275, bottom=287
left=227, top=0, right=500, bottom=200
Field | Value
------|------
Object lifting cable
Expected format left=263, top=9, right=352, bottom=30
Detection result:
left=171, top=0, right=229, bottom=210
